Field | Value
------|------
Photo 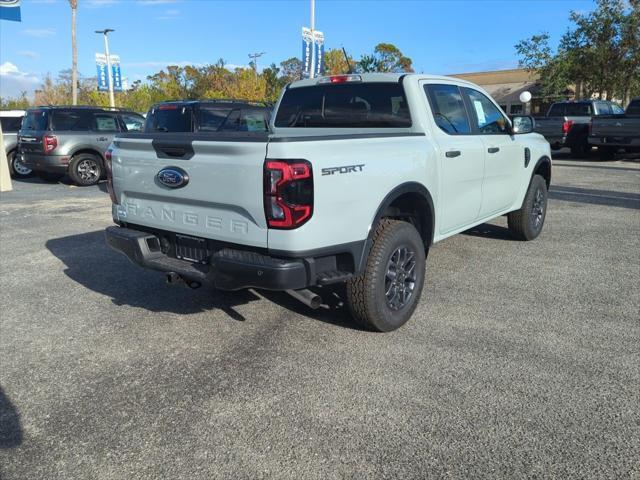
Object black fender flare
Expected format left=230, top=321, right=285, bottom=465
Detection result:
left=356, top=182, right=435, bottom=273
left=531, top=155, right=552, bottom=187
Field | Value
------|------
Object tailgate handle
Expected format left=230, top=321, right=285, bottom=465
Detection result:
left=152, top=139, right=195, bottom=160
left=160, top=146, right=187, bottom=158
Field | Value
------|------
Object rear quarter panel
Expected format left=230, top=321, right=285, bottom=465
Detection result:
left=266, top=134, right=436, bottom=252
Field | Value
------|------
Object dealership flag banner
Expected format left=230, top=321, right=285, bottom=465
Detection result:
left=0, top=0, right=21, bottom=22
left=301, top=27, right=313, bottom=79
left=96, top=53, right=123, bottom=92
left=313, top=30, right=324, bottom=77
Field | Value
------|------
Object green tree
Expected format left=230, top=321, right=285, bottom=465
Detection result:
left=0, top=92, right=30, bottom=110
left=324, top=48, right=353, bottom=74
left=357, top=43, right=413, bottom=73
left=280, top=57, right=303, bottom=82
left=516, top=0, right=640, bottom=104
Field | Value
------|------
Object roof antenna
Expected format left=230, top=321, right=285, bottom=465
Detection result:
left=342, top=46, right=353, bottom=74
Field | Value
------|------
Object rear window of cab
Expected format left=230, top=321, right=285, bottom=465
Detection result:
left=274, top=83, right=411, bottom=128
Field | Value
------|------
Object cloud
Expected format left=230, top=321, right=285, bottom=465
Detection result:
left=139, top=0, right=178, bottom=5
left=22, top=28, right=56, bottom=38
left=0, top=62, right=40, bottom=98
left=84, top=0, right=120, bottom=7
left=156, top=8, right=180, bottom=19
left=19, top=51, right=39, bottom=59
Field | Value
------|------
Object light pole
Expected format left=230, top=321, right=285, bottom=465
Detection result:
left=309, top=0, right=315, bottom=78
left=95, top=28, right=115, bottom=108
left=248, top=51, right=266, bottom=76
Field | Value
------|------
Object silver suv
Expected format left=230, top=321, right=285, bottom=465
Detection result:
left=19, top=106, right=145, bottom=186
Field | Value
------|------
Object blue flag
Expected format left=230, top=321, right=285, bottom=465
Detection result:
left=0, top=0, right=21, bottom=22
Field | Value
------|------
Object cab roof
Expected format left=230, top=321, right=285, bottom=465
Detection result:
left=287, top=72, right=478, bottom=89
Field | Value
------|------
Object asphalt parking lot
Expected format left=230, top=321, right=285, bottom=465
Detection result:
left=1, top=153, right=639, bottom=479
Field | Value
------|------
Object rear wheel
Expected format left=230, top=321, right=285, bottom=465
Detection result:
left=570, top=139, right=590, bottom=158
left=36, top=171, right=64, bottom=182
left=9, top=151, right=33, bottom=178
left=69, top=154, right=103, bottom=186
left=346, top=219, right=426, bottom=332
left=508, top=174, right=548, bottom=241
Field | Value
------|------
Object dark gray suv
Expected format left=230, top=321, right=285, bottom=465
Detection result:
left=19, top=106, right=145, bottom=186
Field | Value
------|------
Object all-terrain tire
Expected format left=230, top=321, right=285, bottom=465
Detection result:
left=346, top=219, right=426, bottom=332
left=69, top=154, right=103, bottom=186
left=9, top=151, right=32, bottom=178
left=507, top=174, right=548, bottom=241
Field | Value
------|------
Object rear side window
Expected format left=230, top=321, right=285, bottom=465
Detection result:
left=548, top=104, right=565, bottom=116
left=424, top=84, right=471, bottom=134
left=197, top=107, right=233, bottom=131
left=611, top=104, right=624, bottom=114
left=565, top=103, right=591, bottom=116
left=22, top=110, right=48, bottom=130
left=274, top=83, right=411, bottom=128
left=0, top=116, right=23, bottom=132
left=626, top=100, right=640, bottom=115
left=242, top=110, right=268, bottom=132
left=596, top=102, right=611, bottom=115
left=121, top=113, right=145, bottom=132
left=93, top=114, right=119, bottom=132
left=51, top=110, right=91, bottom=131
left=146, top=105, right=192, bottom=132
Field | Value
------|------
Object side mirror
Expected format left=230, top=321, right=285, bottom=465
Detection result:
left=511, top=115, right=535, bottom=134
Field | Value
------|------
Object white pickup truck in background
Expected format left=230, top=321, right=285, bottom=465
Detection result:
left=105, top=73, right=551, bottom=332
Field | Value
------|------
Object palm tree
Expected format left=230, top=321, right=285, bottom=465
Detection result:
left=70, top=0, right=78, bottom=105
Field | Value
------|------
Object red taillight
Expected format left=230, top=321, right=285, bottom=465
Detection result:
left=104, top=148, right=117, bottom=203
left=43, top=135, right=57, bottom=153
left=264, top=160, right=313, bottom=229
left=562, top=120, right=574, bottom=134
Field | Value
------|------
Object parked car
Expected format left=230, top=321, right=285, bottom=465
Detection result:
left=19, top=106, right=145, bottom=186
left=1, top=110, right=31, bottom=177
left=144, top=100, right=271, bottom=133
left=534, top=100, right=624, bottom=156
left=589, top=97, right=640, bottom=158
left=105, top=73, right=551, bottom=332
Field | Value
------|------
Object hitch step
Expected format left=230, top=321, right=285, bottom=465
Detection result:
left=316, top=270, right=354, bottom=285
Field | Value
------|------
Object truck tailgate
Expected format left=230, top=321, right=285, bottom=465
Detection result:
left=110, top=133, right=269, bottom=248
left=533, top=117, right=564, bottom=137
left=592, top=115, right=640, bottom=137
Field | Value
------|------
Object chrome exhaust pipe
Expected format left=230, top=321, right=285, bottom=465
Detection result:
left=286, top=288, right=322, bottom=309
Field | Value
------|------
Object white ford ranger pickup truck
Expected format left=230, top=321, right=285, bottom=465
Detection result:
left=105, top=73, right=551, bottom=332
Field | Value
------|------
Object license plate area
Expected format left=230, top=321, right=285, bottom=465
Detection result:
left=175, top=234, right=208, bottom=264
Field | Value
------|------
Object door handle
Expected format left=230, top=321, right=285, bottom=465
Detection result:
left=97, top=137, right=108, bottom=141
left=488, top=147, right=500, bottom=153
left=445, top=150, right=461, bottom=158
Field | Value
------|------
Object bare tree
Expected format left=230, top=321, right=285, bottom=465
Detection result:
left=70, top=0, right=78, bottom=105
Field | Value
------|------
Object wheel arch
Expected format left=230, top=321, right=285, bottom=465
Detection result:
left=70, top=147, right=105, bottom=165
left=533, top=155, right=551, bottom=188
left=356, top=182, right=435, bottom=273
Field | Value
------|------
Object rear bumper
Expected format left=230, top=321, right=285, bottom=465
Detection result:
left=105, top=226, right=310, bottom=291
left=589, top=136, right=640, bottom=149
left=21, top=152, right=69, bottom=173
left=543, top=135, right=567, bottom=149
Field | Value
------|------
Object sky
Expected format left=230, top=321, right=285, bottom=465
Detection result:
left=0, top=0, right=597, bottom=99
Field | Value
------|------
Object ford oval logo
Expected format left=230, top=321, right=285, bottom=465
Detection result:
left=157, top=167, right=189, bottom=189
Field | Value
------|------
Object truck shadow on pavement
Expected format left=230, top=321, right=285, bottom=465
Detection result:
left=45, top=230, right=360, bottom=329
left=0, top=387, right=22, bottom=449
left=46, top=231, right=260, bottom=321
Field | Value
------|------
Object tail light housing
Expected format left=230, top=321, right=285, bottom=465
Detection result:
left=562, top=120, right=574, bottom=135
left=264, top=160, right=313, bottom=229
left=104, top=148, right=117, bottom=203
left=43, top=135, right=58, bottom=153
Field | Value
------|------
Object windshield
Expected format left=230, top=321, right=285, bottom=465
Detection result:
left=146, top=105, right=192, bottom=132
left=22, top=110, right=48, bottom=131
left=274, top=82, right=412, bottom=128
